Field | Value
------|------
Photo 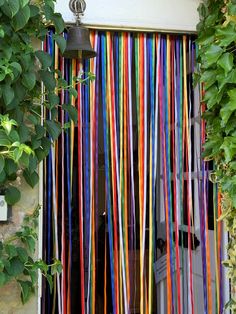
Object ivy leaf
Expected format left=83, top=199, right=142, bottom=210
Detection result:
left=12, top=5, right=30, bottom=31
left=68, top=87, right=78, bottom=99
left=216, top=22, right=236, bottom=46
left=23, top=169, right=39, bottom=188
left=1, top=0, right=20, bottom=17
left=39, top=70, right=56, bottom=91
left=51, top=260, right=62, bottom=275
left=17, top=247, right=28, bottom=263
left=52, top=13, right=65, bottom=34
left=62, top=104, right=78, bottom=123
left=0, top=130, right=10, bottom=146
left=220, top=89, right=236, bottom=125
left=5, top=257, right=24, bottom=276
left=19, top=125, right=30, bottom=142
left=0, top=170, right=6, bottom=184
left=35, top=51, right=52, bottom=69
left=18, top=280, right=34, bottom=304
left=5, top=186, right=21, bottom=205
left=46, top=274, right=53, bottom=293
left=228, top=3, right=236, bottom=15
left=13, top=147, right=23, bottom=162
left=200, top=70, right=217, bottom=89
left=19, top=0, right=29, bottom=8
left=45, top=120, right=61, bottom=140
left=220, top=137, right=236, bottom=163
left=203, top=85, right=219, bottom=109
left=29, top=4, right=39, bottom=17
left=217, top=53, right=234, bottom=74
left=53, top=34, right=66, bottom=53
left=5, top=159, right=17, bottom=176
left=22, top=72, right=36, bottom=90
left=48, top=92, right=59, bottom=107
left=0, top=272, right=6, bottom=287
left=3, top=84, right=14, bottom=106
left=27, top=155, right=38, bottom=173
left=5, top=244, right=17, bottom=259
left=0, top=155, right=5, bottom=173
left=24, top=237, right=35, bottom=253
left=204, top=45, right=223, bottom=66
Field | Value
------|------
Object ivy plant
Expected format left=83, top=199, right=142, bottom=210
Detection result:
left=0, top=206, right=62, bottom=304
left=0, top=0, right=81, bottom=304
left=0, top=0, right=80, bottom=204
left=197, top=0, right=236, bottom=310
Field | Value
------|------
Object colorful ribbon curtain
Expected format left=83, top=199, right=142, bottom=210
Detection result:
left=42, top=30, right=224, bottom=314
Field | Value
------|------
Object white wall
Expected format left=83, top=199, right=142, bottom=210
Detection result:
left=56, top=0, right=200, bottom=32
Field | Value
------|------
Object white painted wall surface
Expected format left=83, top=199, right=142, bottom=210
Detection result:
left=56, top=0, right=200, bottom=32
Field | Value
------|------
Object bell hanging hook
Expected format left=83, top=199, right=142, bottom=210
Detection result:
left=69, top=0, right=86, bottom=25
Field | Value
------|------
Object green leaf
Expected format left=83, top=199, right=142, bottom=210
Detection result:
left=51, top=260, right=62, bottom=275
left=48, top=92, right=59, bottom=107
left=5, top=244, right=17, bottom=259
left=0, top=155, right=5, bottom=173
left=2, top=84, right=14, bottom=106
left=39, top=70, right=56, bottom=91
left=0, top=130, right=10, bottom=146
left=52, top=13, right=65, bottom=34
left=216, top=22, right=236, bottom=46
left=23, top=169, right=39, bottom=188
left=19, top=152, right=29, bottom=168
left=27, top=156, right=37, bottom=173
left=13, top=147, right=23, bottom=162
left=203, top=85, right=219, bottom=109
left=220, top=137, right=236, bottom=163
left=204, top=45, right=223, bottom=66
left=12, top=4, right=30, bottom=31
left=29, top=4, right=39, bottom=18
left=45, top=120, right=61, bottom=140
left=220, top=89, right=236, bottom=125
left=35, top=50, right=52, bottom=69
left=5, top=257, right=24, bottom=276
left=19, top=0, right=29, bottom=7
left=53, top=34, right=66, bottom=53
left=5, top=159, right=17, bottom=176
left=0, top=28, right=4, bottom=38
left=1, top=0, right=20, bottom=17
left=217, top=53, right=234, bottom=73
left=18, top=125, right=30, bottom=142
left=62, top=104, right=78, bottom=123
left=0, top=272, right=6, bottom=287
left=22, top=72, right=36, bottom=90
left=5, top=186, right=21, bottom=205
left=68, top=87, right=78, bottom=99
left=200, top=70, right=217, bottom=89
left=18, top=280, right=34, bottom=304
left=46, top=274, right=53, bottom=293
left=0, top=170, right=6, bottom=184
left=24, top=237, right=35, bottom=253
left=228, top=3, right=236, bottom=15
left=13, top=82, right=26, bottom=102
left=17, top=247, right=28, bottom=263
left=20, top=54, right=32, bottom=71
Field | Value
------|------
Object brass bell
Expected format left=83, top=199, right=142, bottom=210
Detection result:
left=63, top=26, right=97, bottom=60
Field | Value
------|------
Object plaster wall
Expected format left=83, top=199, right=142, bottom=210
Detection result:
left=56, top=0, right=200, bottom=32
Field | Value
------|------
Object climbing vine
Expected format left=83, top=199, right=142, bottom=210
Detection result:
left=197, top=0, right=236, bottom=310
left=0, top=206, right=62, bottom=304
left=0, top=0, right=82, bottom=303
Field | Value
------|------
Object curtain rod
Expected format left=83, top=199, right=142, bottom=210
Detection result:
left=66, top=22, right=197, bottom=35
